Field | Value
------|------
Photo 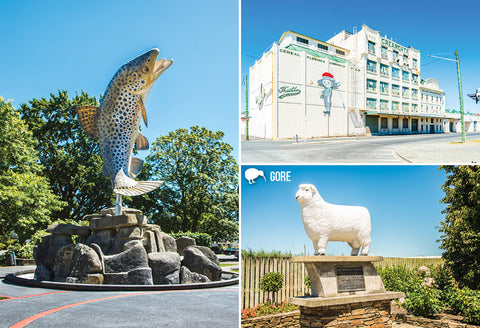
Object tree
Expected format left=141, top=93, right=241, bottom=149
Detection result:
left=439, top=165, right=480, bottom=289
left=127, top=126, right=238, bottom=242
left=0, top=97, right=64, bottom=244
left=19, top=90, right=113, bottom=221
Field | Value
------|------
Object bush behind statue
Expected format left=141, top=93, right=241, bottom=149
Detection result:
left=379, top=264, right=480, bottom=324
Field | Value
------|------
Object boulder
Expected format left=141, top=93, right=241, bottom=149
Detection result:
left=144, top=230, right=158, bottom=253
left=180, top=266, right=210, bottom=284
left=34, top=234, right=72, bottom=281
left=86, top=229, right=115, bottom=254
left=176, top=236, right=196, bottom=255
left=104, top=240, right=149, bottom=273
left=46, top=223, right=90, bottom=237
left=160, top=232, right=177, bottom=253
left=52, top=243, right=102, bottom=283
left=181, top=246, right=222, bottom=281
left=103, top=267, right=153, bottom=285
left=89, top=213, right=147, bottom=230
left=148, top=252, right=181, bottom=284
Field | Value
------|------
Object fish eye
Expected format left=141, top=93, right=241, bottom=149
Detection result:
left=142, top=66, right=149, bottom=74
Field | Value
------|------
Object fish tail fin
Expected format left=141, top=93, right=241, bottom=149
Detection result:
left=114, top=170, right=162, bottom=196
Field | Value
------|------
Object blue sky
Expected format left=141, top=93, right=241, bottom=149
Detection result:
left=241, top=0, right=480, bottom=115
left=241, top=165, right=446, bottom=257
left=0, top=0, right=239, bottom=159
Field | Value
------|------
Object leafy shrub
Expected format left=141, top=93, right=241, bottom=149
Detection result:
left=403, top=284, right=443, bottom=318
left=170, top=232, right=212, bottom=247
left=378, top=265, right=443, bottom=318
left=446, top=285, right=480, bottom=324
left=241, top=300, right=298, bottom=319
left=305, top=274, right=311, bottom=289
left=260, top=272, right=284, bottom=293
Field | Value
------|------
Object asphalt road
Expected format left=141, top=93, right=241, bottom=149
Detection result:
left=0, top=267, right=239, bottom=328
left=241, top=132, right=480, bottom=164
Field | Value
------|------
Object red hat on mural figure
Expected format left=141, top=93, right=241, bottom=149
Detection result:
left=322, top=72, right=334, bottom=79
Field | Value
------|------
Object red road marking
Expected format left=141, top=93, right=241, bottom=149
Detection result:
left=9, top=288, right=233, bottom=328
left=0, top=291, right=68, bottom=302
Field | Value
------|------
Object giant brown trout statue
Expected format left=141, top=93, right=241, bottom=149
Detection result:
left=77, top=49, right=172, bottom=214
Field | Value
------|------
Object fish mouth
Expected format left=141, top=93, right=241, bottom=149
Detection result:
left=153, top=57, right=173, bottom=80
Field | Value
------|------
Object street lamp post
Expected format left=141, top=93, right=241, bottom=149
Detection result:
left=455, top=51, right=466, bottom=143
left=427, top=52, right=466, bottom=143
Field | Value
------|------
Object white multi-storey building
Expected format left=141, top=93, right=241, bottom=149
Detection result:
left=245, top=25, right=474, bottom=139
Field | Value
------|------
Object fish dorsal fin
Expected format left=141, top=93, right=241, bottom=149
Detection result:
left=77, top=105, right=100, bottom=138
left=137, top=97, right=147, bottom=127
left=129, top=157, right=143, bottom=178
left=136, top=132, right=149, bottom=150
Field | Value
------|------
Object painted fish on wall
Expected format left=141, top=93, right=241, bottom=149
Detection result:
left=77, top=48, right=172, bottom=196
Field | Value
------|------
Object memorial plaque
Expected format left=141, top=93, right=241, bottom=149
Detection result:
left=336, top=265, right=365, bottom=292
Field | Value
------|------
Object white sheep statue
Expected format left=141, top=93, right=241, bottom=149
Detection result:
left=295, top=184, right=371, bottom=256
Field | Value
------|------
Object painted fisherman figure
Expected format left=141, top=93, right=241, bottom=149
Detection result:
left=318, top=72, right=340, bottom=114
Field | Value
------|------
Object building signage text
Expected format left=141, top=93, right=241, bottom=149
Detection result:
left=381, top=38, right=408, bottom=54
left=278, top=86, right=301, bottom=99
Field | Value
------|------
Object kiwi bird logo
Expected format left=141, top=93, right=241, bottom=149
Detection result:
left=245, top=168, right=266, bottom=184
left=77, top=48, right=173, bottom=196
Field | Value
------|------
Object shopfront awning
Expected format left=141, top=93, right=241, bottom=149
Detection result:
left=365, top=111, right=446, bottom=119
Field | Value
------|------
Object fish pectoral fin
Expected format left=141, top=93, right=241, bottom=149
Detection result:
left=137, top=97, right=148, bottom=127
left=135, top=132, right=149, bottom=150
left=129, top=157, right=144, bottom=178
left=76, top=105, right=100, bottom=138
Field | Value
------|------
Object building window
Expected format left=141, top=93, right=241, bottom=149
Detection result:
left=411, top=104, right=418, bottom=112
left=392, top=101, right=400, bottom=111
left=402, top=70, right=409, bottom=82
left=403, top=54, right=408, bottom=65
left=381, top=117, right=388, bottom=129
left=380, top=99, right=389, bottom=111
left=402, top=102, right=409, bottom=113
left=368, top=41, right=376, bottom=55
left=412, top=74, right=418, bottom=83
left=392, top=67, right=399, bottom=79
left=380, top=82, right=389, bottom=94
left=336, top=49, right=345, bottom=56
left=412, top=58, right=418, bottom=68
left=402, top=87, right=409, bottom=98
left=367, top=60, right=377, bottom=73
left=392, top=84, right=400, bottom=97
left=366, top=98, right=377, bottom=110
left=367, top=79, right=377, bottom=92
left=318, top=43, right=328, bottom=51
left=296, top=36, right=309, bottom=44
left=380, top=64, right=389, bottom=76
left=393, top=50, right=399, bottom=62
left=403, top=118, right=409, bottom=129
left=411, top=89, right=418, bottom=99
left=393, top=118, right=399, bottom=129
left=381, top=46, right=388, bottom=59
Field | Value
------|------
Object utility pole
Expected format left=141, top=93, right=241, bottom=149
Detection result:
left=245, top=74, right=249, bottom=141
left=455, top=51, right=466, bottom=143
left=427, top=52, right=466, bottom=143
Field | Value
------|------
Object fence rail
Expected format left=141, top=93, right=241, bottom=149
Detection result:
left=241, top=256, right=443, bottom=309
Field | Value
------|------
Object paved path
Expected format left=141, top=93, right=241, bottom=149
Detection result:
left=0, top=266, right=239, bottom=328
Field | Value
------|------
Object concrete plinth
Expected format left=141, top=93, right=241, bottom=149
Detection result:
left=289, top=256, right=405, bottom=328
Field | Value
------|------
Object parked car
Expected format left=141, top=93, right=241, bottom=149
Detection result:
left=224, top=247, right=238, bottom=255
